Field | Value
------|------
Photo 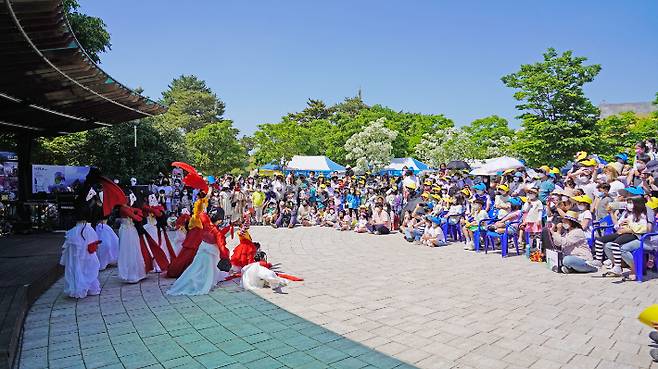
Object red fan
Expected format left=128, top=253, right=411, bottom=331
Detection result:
left=171, top=161, right=198, bottom=175
left=98, top=176, right=127, bottom=217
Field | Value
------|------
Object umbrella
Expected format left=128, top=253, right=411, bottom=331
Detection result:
left=446, top=160, right=471, bottom=170
left=470, top=157, right=524, bottom=176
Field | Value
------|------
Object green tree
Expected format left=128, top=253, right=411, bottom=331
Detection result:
left=462, top=115, right=516, bottom=159
left=252, top=118, right=333, bottom=165
left=33, top=133, right=87, bottom=165
left=287, top=99, right=332, bottom=125
left=63, top=0, right=111, bottom=63
left=186, top=121, right=248, bottom=175
left=83, top=120, right=185, bottom=183
left=155, top=75, right=226, bottom=132
left=502, top=48, right=601, bottom=166
left=344, top=118, right=398, bottom=172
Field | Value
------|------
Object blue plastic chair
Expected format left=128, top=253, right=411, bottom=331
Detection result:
left=475, top=218, right=497, bottom=253
left=444, top=213, right=465, bottom=242
left=485, top=213, right=523, bottom=257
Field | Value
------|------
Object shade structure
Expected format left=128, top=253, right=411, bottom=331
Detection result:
left=380, top=157, right=430, bottom=175
left=285, top=156, right=345, bottom=175
left=470, top=156, right=524, bottom=176
left=0, top=0, right=166, bottom=136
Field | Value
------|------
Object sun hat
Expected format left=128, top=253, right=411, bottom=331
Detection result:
left=563, top=210, right=581, bottom=224
left=579, top=158, right=597, bottom=167
left=614, top=153, right=629, bottom=163
left=619, top=186, right=645, bottom=197
left=526, top=186, right=539, bottom=194
left=473, top=183, right=486, bottom=191
left=508, top=197, right=522, bottom=207
left=571, top=195, right=593, bottom=204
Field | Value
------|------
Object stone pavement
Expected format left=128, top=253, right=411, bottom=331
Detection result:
left=16, top=227, right=658, bottom=369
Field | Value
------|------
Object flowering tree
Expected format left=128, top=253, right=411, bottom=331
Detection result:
left=344, top=118, right=398, bottom=172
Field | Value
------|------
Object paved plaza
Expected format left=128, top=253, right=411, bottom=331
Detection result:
left=16, top=227, right=658, bottom=369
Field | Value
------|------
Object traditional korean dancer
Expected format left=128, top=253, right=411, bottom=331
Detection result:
left=61, top=168, right=125, bottom=297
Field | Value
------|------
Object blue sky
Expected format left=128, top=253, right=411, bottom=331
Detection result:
left=80, top=1, right=658, bottom=135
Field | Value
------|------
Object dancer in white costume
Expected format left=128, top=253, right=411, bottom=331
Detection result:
left=167, top=211, right=229, bottom=296
left=95, top=219, right=119, bottom=270
left=240, top=258, right=288, bottom=292
left=60, top=221, right=101, bottom=298
left=60, top=167, right=127, bottom=298
left=143, top=194, right=164, bottom=272
left=117, top=205, right=147, bottom=283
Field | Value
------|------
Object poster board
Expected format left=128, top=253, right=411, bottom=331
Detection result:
left=32, top=164, right=90, bottom=194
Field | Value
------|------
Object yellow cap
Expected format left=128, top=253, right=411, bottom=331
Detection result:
left=575, top=151, right=588, bottom=161
left=539, top=165, right=551, bottom=173
left=647, top=197, right=658, bottom=210
left=571, top=195, right=593, bottom=204
left=580, top=158, right=597, bottom=167
left=431, top=194, right=441, bottom=200
left=497, top=184, right=509, bottom=192
left=421, top=192, right=430, bottom=198
left=550, top=167, right=560, bottom=174
left=461, top=188, right=471, bottom=196
left=432, top=186, right=442, bottom=193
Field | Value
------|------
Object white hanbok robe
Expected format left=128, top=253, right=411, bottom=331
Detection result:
left=117, top=218, right=146, bottom=283
left=167, top=242, right=229, bottom=296
left=95, top=222, right=119, bottom=270
left=59, top=222, right=101, bottom=298
left=240, top=262, right=288, bottom=291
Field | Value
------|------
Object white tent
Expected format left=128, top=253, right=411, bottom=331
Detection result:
left=286, top=156, right=345, bottom=173
left=381, top=158, right=430, bottom=174
left=470, top=156, right=524, bottom=176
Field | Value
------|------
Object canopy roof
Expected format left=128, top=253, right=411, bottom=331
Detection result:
left=382, top=157, right=430, bottom=172
left=286, top=156, right=345, bottom=173
left=0, top=0, right=166, bottom=136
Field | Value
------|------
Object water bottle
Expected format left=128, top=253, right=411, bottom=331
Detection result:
left=525, top=243, right=531, bottom=258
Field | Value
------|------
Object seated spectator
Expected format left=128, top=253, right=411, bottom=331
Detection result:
left=488, top=197, right=523, bottom=234
left=421, top=216, right=448, bottom=247
left=543, top=210, right=596, bottom=273
left=592, top=197, right=649, bottom=276
left=367, top=204, right=391, bottom=235
left=337, top=210, right=352, bottom=231
left=615, top=197, right=658, bottom=281
left=321, top=207, right=337, bottom=227
left=462, top=199, right=487, bottom=250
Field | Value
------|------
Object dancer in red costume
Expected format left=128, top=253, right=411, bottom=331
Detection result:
left=167, top=162, right=232, bottom=278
